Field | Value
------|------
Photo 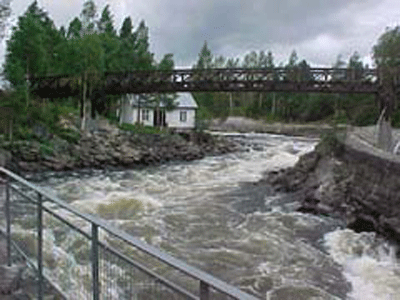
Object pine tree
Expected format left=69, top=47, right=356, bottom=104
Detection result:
left=98, top=5, right=115, bottom=35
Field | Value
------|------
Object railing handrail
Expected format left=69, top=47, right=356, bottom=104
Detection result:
left=0, top=166, right=259, bottom=300
left=30, top=67, right=378, bottom=80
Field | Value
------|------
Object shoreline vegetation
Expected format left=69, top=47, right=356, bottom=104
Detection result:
left=0, top=115, right=345, bottom=174
left=0, top=120, right=239, bottom=173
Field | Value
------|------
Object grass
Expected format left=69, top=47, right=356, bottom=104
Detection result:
left=119, top=123, right=168, bottom=134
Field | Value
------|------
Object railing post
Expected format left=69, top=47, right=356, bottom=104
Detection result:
left=200, top=281, right=210, bottom=300
left=91, top=223, right=100, bottom=300
left=37, top=193, right=44, bottom=300
left=5, top=176, right=11, bottom=267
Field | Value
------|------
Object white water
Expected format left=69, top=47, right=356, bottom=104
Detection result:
left=28, top=133, right=400, bottom=299
left=325, top=229, right=400, bottom=300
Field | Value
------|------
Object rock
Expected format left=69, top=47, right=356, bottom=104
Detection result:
left=9, top=131, right=238, bottom=172
left=265, top=134, right=400, bottom=246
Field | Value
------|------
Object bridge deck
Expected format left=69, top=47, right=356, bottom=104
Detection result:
left=29, top=68, right=380, bottom=98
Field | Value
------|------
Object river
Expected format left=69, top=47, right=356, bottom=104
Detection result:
left=30, top=133, right=400, bottom=300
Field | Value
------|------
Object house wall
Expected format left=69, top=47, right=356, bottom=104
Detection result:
left=119, top=98, right=154, bottom=126
left=119, top=98, right=135, bottom=124
left=119, top=95, right=197, bottom=129
left=166, top=109, right=196, bottom=129
left=132, top=108, right=154, bottom=126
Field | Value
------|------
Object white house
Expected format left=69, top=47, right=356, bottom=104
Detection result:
left=118, top=93, right=198, bottom=130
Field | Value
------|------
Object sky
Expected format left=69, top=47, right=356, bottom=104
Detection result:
left=4, top=0, right=400, bottom=68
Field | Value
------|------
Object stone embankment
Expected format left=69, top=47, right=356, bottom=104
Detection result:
left=1, top=131, right=238, bottom=173
left=263, top=127, right=400, bottom=246
left=210, top=116, right=344, bottom=137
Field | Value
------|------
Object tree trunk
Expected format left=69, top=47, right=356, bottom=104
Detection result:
left=136, top=95, right=141, bottom=125
left=229, top=93, right=233, bottom=115
left=81, top=72, right=87, bottom=131
left=25, top=61, right=30, bottom=109
left=272, top=93, right=276, bottom=115
left=334, top=95, right=339, bottom=119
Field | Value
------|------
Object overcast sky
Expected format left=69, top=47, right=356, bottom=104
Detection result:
left=4, top=0, right=400, bottom=68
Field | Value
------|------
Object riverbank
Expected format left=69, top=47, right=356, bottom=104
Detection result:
left=0, top=130, right=239, bottom=173
left=209, top=116, right=346, bottom=137
left=262, top=126, right=400, bottom=249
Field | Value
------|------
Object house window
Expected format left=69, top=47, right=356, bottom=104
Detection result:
left=142, top=109, right=150, bottom=121
left=180, top=111, right=187, bottom=122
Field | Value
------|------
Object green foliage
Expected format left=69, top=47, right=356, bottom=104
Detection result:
left=373, top=26, right=400, bottom=68
left=392, top=110, right=400, bottom=128
left=195, top=106, right=212, bottom=131
left=352, top=105, right=379, bottom=126
left=119, top=123, right=166, bottom=135
left=54, top=128, right=81, bottom=144
left=39, top=143, right=54, bottom=156
left=3, top=0, right=171, bottom=136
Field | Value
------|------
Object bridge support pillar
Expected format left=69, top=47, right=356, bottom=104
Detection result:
left=376, top=90, right=394, bottom=151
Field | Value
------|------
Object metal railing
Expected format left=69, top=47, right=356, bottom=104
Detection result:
left=0, top=167, right=259, bottom=300
left=30, top=67, right=380, bottom=97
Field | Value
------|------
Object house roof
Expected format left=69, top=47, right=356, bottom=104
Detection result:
left=174, top=93, right=198, bottom=109
left=126, top=93, right=198, bottom=109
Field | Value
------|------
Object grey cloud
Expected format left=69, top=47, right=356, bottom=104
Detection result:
left=146, top=0, right=382, bottom=66
left=7, top=0, right=387, bottom=68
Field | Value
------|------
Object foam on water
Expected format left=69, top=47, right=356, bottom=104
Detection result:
left=325, top=229, right=400, bottom=300
left=33, top=134, right=369, bottom=299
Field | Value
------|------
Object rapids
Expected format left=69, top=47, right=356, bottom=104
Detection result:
left=30, top=133, right=400, bottom=300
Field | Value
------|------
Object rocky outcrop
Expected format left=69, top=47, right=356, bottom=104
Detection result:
left=264, top=134, right=400, bottom=246
left=2, top=131, right=238, bottom=173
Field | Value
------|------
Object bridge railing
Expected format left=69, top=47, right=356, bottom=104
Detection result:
left=0, top=167, right=258, bottom=300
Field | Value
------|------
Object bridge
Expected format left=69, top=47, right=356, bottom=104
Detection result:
left=29, top=67, right=400, bottom=119
left=31, top=67, right=381, bottom=96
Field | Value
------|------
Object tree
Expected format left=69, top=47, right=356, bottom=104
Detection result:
left=116, top=17, right=136, bottom=71
left=194, top=41, right=213, bottom=69
left=348, top=51, right=363, bottom=80
left=265, top=51, right=278, bottom=115
left=242, top=51, right=258, bottom=69
left=288, top=50, right=298, bottom=68
left=80, top=0, right=97, bottom=35
left=67, top=17, right=82, bottom=39
left=373, top=26, right=400, bottom=116
left=0, top=0, right=11, bottom=39
left=373, top=26, right=400, bottom=68
left=120, top=17, right=133, bottom=39
left=133, top=20, right=154, bottom=70
left=98, top=5, right=115, bottom=35
left=4, top=1, right=60, bottom=87
left=150, top=53, right=176, bottom=126
left=332, top=54, right=346, bottom=118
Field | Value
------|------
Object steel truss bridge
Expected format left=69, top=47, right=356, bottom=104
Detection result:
left=30, top=67, right=399, bottom=117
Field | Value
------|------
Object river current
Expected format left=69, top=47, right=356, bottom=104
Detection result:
left=31, top=133, right=400, bottom=299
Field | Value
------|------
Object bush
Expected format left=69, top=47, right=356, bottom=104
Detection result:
left=299, top=96, right=335, bottom=122
left=352, top=105, right=379, bottom=126
left=392, top=109, right=400, bottom=128
left=55, top=128, right=81, bottom=144
left=119, top=123, right=166, bottom=134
